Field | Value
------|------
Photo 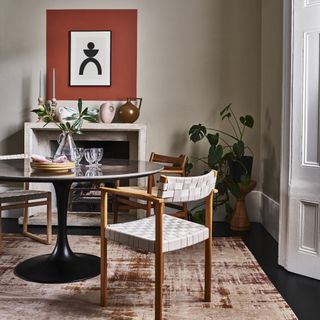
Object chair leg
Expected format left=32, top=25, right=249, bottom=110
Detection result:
left=112, top=195, right=118, bottom=224
left=204, top=235, right=212, bottom=302
left=100, top=237, right=108, bottom=307
left=155, top=202, right=164, bottom=320
left=146, top=200, right=152, bottom=217
left=155, top=250, right=163, bottom=320
left=101, top=191, right=108, bottom=307
left=0, top=208, right=2, bottom=250
left=22, top=200, right=51, bottom=245
left=46, top=193, right=52, bottom=245
left=113, top=180, right=120, bottom=224
left=204, top=192, right=213, bottom=302
left=22, top=201, right=28, bottom=235
left=162, top=255, right=164, bottom=284
left=182, top=202, right=188, bottom=219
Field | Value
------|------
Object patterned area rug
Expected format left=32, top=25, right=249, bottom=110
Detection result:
left=0, top=235, right=297, bottom=320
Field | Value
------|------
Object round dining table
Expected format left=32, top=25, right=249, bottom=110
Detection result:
left=0, top=158, right=163, bottom=284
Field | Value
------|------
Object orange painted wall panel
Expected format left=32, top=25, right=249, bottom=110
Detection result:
left=46, top=9, right=137, bottom=100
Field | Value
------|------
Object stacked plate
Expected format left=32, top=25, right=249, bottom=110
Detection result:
left=30, top=161, right=75, bottom=173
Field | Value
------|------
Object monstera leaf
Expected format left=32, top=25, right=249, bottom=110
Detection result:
left=208, top=144, right=223, bottom=168
left=232, top=141, right=245, bottom=158
left=220, top=103, right=232, bottom=117
left=206, top=133, right=219, bottom=146
left=240, top=115, right=254, bottom=128
left=189, top=124, right=207, bottom=142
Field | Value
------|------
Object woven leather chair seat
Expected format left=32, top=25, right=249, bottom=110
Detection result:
left=106, top=214, right=208, bottom=253
left=0, top=190, right=49, bottom=203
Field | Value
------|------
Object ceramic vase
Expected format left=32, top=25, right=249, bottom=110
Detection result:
left=118, top=98, right=142, bottom=123
left=100, top=102, right=116, bottom=123
left=55, top=107, right=75, bottom=123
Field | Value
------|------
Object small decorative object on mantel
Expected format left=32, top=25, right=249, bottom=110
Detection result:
left=51, top=68, right=58, bottom=114
left=38, top=70, right=45, bottom=106
left=99, top=102, right=116, bottom=123
left=118, top=97, right=142, bottom=123
left=31, top=98, right=97, bottom=160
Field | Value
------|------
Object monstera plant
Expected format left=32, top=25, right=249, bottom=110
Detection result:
left=188, top=104, right=254, bottom=222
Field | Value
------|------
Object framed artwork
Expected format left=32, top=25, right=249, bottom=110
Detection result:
left=69, top=30, right=112, bottom=86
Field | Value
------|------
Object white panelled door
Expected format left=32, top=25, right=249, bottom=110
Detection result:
left=280, top=0, right=320, bottom=279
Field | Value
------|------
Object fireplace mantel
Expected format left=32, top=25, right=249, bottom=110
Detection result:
left=23, top=122, right=147, bottom=226
left=24, top=122, right=146, bottom=162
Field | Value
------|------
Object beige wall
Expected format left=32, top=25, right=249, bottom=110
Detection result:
left=0, top=0, right=279, bottom=199
left=260, top=0, right=283, bottom=202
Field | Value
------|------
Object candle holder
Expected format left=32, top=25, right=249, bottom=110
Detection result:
left=51, top=97, right=57, bottom=108
left=51, top=97, right=58, bottom=121
left=35, top=97, right=45, bottom=122
left=38, top=97, right=44, bottom=106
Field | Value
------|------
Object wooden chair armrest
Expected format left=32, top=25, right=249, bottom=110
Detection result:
left=160, top=169, right=184, bottom=174
left=100, top=187, right=163, bottom=203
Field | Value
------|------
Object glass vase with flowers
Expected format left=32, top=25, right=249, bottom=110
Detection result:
left=31, top=98, right=97, bottom=161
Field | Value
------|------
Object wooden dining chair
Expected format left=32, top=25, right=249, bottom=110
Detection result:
left=112, top=152, right=188, bottom=223
left=0, top=154, right=52, bottom=246
left=100, top=170, right=218, bottom=320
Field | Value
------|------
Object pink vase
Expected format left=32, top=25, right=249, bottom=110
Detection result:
left=99, top=103, right=116, bottom=123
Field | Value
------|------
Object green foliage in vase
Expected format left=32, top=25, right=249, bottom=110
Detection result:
left=31, top=98, right=97, bottom=134
left=188, top=104, right=254, bottom=222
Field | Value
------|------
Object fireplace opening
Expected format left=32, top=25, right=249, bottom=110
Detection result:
left=50, top=140, right=130, bottom=162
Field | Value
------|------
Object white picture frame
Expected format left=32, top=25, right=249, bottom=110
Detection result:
left=70, top=30, right=111, bottom=86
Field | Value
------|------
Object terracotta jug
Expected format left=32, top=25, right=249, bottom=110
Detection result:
left=99, top=102, right=116, bottom=123
left=118, top=98, right=142, bottom=123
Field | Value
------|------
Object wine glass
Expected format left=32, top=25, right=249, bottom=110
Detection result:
left=85, top=167, right=96, bottom=176
left=84, top=148, right=96, bottom=167
left=73, top=148, right=84, bottom=166
left=75, top=166, right=84, bottom=176
left=92, top=148, right=103, bottom=166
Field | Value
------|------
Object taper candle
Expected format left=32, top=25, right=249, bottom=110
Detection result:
left=39, top=70, right=42, bottom=98
left=52, top=68, right=56, bottom=98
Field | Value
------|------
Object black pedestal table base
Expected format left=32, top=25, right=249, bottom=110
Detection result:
left=15, top=253, right=100, bottom=283
left=14, top=181, right=100, bottom=283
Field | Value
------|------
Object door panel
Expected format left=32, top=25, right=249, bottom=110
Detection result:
left=281, top=0, right=320, bottom=279
left=302, top=32, right=320, bottom=166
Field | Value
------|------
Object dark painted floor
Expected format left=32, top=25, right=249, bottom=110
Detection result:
left=2, top=219, right=319, bottom=320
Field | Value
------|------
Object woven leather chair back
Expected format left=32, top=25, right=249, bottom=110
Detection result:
left=157, top=170, right=217, bottom=203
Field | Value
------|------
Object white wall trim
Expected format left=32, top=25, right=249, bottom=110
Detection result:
left=260, top=192, right=280, bottom=241
left=214, top=190, right=280, bottom=243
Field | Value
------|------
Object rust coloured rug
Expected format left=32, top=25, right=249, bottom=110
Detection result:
left=0, top=235, right=297, bottom=320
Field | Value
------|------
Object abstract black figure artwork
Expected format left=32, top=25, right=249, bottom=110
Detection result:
left=70, top=31, right=111, bottom=86
left=79, top=42, right=102, bottom=75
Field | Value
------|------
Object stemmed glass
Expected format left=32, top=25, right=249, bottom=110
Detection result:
left=92, top=148, right=103, bottom=166
left=85, top=166, right=103, bottom=176
left=84, top=148, right=97, bottom=167
left=72, top=148, right=84, bottom=166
